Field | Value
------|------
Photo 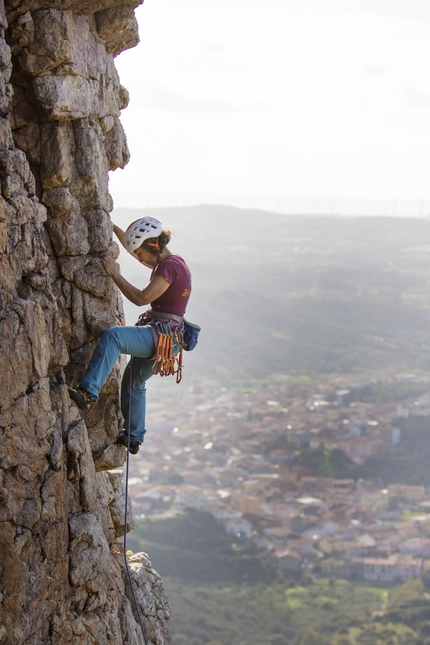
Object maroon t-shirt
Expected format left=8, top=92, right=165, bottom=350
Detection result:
left=150, top=254, right=192, bottom=316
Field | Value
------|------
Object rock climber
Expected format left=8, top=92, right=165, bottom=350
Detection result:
left=68, top=216, right=192, bottom=455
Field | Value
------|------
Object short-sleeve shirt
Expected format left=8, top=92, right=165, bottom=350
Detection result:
left=150, top=254, right=192, bottom=316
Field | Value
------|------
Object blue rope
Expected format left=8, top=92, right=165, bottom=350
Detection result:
left=123, top=357, right=149, bottom=645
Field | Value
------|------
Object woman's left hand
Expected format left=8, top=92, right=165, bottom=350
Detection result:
left=101, top=255, right=119, bottom=277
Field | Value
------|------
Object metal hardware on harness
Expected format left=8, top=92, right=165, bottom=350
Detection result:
left=151, top=322, right=184, bottom=383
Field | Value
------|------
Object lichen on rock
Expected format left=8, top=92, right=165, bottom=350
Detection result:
left=0, top=0, right=171, bottom=642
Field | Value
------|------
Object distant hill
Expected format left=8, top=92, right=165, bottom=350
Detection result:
left=113, top=206, right=430, bottom=385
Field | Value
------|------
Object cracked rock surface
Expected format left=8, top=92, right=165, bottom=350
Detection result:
left=0, top=1, right=171, bottom=643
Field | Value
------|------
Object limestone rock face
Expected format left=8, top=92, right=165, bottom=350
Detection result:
left=0, top=0, right=171, bottom=643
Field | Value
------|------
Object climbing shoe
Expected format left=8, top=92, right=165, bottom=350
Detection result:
left=68, top=386, right=96, bottom=411
left=117, top=431, right=140, bottom=455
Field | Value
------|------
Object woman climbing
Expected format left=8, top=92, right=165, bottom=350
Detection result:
left=68, top=216, right=192, bottom=455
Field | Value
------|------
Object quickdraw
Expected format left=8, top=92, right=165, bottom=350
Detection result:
left=151, top=322, right=184, bottom=384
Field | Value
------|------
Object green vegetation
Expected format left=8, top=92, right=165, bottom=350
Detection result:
left=291, top=413, right=430, bottom=487
left=293, top=448, right=353, bottom=479
left=128, top=511, right=430, bottom=644
left=355, top=415, right=430, bottom=486
left=163, top=574, right=430, bottom=644
left=347, top=381, right=430, bottom=405
left=158, top=577, right=388, bottom=645
left=128, top=509, right=278, bottom=585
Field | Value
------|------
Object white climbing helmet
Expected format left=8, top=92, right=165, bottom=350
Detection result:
left=124, top=216, right=164, bottom=252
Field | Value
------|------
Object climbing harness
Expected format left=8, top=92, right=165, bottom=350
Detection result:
left=111, top=358, right=149, bottom=645
left=136, top=310, right=185, bottom=384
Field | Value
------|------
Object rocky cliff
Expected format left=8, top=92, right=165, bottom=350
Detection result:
left=0, top=1, right=171, bottom=643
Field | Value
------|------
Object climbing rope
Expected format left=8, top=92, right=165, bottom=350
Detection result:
left=111, top=358, right=149, bottom=645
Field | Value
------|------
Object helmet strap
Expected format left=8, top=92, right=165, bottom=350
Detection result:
left=145, top=239, right=160, bottom=250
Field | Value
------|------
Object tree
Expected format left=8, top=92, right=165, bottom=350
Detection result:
left=174, top=636, right=189, bottom=645
left=300, top=628, right=331, bottom=645
left=269, top=636, right=290, bottom=645
left=331, top=636, right=352, bottom=645
left=389, top=579, right=424, bottom=607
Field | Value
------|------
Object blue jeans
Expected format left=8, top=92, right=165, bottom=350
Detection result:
left=80, top=326, right=157, bottom=445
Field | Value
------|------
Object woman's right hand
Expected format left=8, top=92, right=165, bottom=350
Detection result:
left=101, top=255, right=119, bottom=278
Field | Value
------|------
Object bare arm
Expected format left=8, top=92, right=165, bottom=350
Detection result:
left=114, top=223, right=142, bottom=260
left=101, top=256, right=170, bottom=306
left=113, top=224, right=126, bottom=249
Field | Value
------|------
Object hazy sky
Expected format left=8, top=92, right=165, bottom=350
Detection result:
left=109, top=0, right=430, bottom=211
